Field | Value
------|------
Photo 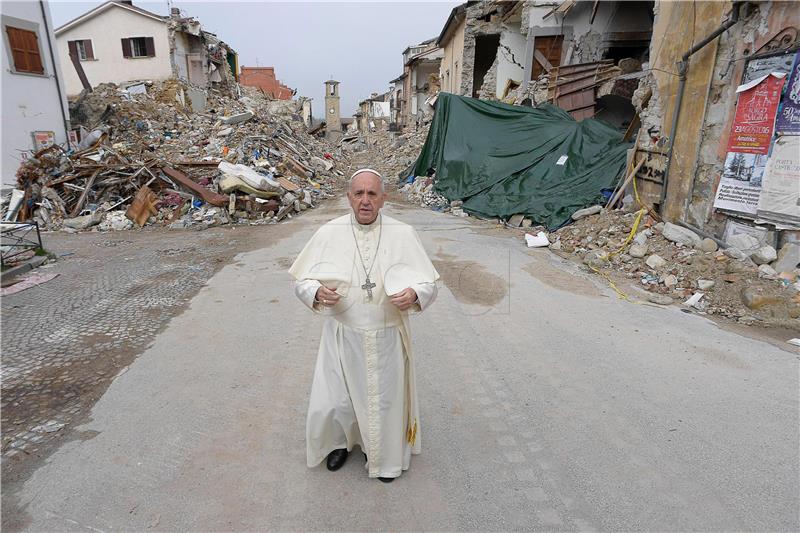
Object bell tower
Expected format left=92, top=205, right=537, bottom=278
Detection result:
left=324, top=79, right=342, bottom=141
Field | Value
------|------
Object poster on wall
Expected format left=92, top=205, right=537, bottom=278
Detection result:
left=756, top=136, right=800, bottom=229
left=775, top=51, right=800, bottom=135
left=31, top=131, right=55, bottom=151
left=726, top=72, right=786, bottom=154
left=712, top=151, right=767, bottom=215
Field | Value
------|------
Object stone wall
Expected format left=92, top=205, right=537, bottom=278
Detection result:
left=459, top=2, right=505, bottom=96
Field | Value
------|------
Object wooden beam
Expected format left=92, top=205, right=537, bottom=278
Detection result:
left=69, top=52, right=92, bottom=92
left=533, top=49, right=553, bottom=72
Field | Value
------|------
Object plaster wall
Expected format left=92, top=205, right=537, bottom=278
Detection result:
left=1, top=0, right=69, bottom=184
left=688, top=1, right=800, bottom=230
left=638, top=0, right=726, bottom=221
left=495, top=23, right=526, bottom=98
left=439, top=15, right=466, bottom=93
left=173, top=31, right=204, bottom=84
left=56, top=6, right=171, bottom=96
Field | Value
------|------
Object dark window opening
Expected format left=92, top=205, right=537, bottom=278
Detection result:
left=68, top=39, right=94, bottom=61
left=122, top=36, right=155, bottom=58
left=472, top=34, right=500, bottom=97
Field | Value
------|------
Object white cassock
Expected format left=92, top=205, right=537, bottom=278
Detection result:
left=289, top=213, right=439, bottom=479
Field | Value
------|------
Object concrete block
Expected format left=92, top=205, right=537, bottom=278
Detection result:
left=661, top=222, right=701, bottom=247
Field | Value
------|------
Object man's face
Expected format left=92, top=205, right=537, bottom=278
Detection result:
left=347, top=173, right=386, bottom=224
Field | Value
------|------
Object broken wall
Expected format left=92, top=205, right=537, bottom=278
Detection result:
left=637, top=0, right=727, bottom=221
left=459, top=2, right=505, bottom=97
left=172, top=31, right=206, bottom=87
left=688, top=2, right=800, bottom=233
left=494, top=20, right=527, bottom=99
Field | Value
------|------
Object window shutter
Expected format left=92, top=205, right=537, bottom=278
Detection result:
left=68, top=39, right=78, bottom=58
left=84, top=39, right=94, bottom=60
left=7, top=27, right=29, bottom=72
left=24, top=31, right=44, bottom=73
left=121, top=38, right=132, bottom=58
left=144, top=37, right=155, bottom=57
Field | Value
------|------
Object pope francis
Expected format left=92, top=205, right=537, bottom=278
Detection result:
left=289, top=168, right=439, bottom=483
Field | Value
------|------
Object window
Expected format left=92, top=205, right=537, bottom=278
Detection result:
left=6, top=26, right=43, bottom=74
left=68, top=39, right=94, bottom=61
left=121, top=37, right=155, bottom=58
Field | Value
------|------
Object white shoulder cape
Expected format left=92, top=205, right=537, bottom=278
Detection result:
left=288, top=213, right=439, bottom=294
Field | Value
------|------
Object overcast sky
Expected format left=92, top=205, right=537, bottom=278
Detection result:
left=48, top=1, right=459, bottom=116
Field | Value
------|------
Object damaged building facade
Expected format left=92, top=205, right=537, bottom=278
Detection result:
left=54, top=1, right=237, bottom=97
left=239, top=66, right=294, bottom=99
left=394, top=38, right=443, bottom=130
left=633, top=1, right=799, bottom=249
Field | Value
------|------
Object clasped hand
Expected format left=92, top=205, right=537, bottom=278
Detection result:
left=315, top=285, right=417, bottom=310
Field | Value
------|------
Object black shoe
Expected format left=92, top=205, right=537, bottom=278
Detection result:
left=378, top=477, right=394, bottom=483
left=363, top=452, right=368, bottom=462
left=326, top=449, right=348, bottom=471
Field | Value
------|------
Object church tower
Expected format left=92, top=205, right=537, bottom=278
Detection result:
left=324, top=79, right=342, bottom=141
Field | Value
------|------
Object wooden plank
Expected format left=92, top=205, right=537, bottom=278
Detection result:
left=278, top=176, right=301, bottom=192
left=125, top=185, right=159, bottom=227
left=533, top=49, right=553, bottom=72
left=69, top=169, right=100, bottom=217
left=161, top=166, right=228, bottom=207
left=68, top=51, right=92, bottom=92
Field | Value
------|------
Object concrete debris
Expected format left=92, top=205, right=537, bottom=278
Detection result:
left=757, top=264, right=778, bottom=280
left=645, top=254, right=666, bottom=269
left=12, top=80, right=345, bottom=232
left=661, top=223, right=701, bottom=247
left=546, top=208, right=798, bottom=328
left=221, top=111, right=254, bottom=125
left=629, top=243, right=648, bottom=258
left=751, top=245, right=777, bottom=265
left=699, top=238, right=718, bottom=253
left=726, top=233, right=761, bottom=256
left=723, top=247, right=748, bottom=261
left=773, top=242, right=800, bottom=274
left=571, top=205, right=603, bottom=221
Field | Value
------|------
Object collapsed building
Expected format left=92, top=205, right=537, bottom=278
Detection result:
left=54, top=1, right=239, bottom=97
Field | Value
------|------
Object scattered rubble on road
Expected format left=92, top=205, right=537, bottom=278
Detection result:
left=543, top=207, right=799, bottom=328
left=4, top=80, right=347, bottom=234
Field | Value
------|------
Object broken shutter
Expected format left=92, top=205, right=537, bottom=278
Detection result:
left=68, top=39, right=78, bottom=59
left=6, top=26, right=44, bottom=74
left=84, top=40, right=94, bottom=60
left=144, top=37, right=155, bottom=57
left=121, top=38, right=132, bottom=58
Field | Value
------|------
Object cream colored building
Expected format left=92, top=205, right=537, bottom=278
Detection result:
left=55, top=1, right=172, bottom=96
left=437, top=3, right=467, bottom=94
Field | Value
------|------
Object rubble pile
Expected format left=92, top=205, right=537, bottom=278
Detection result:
left=9, top=80, right=348, bottom=232
left=400, top=174, right=449, bottom=210
left=548, top=207, right=800, bottom=328
left=354, top=125, right=429, bottom=180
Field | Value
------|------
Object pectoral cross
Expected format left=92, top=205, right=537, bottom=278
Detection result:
left=361, top=276, right=376, bottom=301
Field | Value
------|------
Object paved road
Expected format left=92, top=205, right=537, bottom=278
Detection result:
left=7, top=199, right=799, bottom=531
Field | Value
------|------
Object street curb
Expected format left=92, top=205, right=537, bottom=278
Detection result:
left=1, top=255, right=47, bottom=286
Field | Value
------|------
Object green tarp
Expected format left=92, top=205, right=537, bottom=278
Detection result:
left=413, top=93, right=631, bottom=230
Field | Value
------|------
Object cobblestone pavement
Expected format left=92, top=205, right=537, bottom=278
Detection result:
left=1, top=224, right=292, bottom=485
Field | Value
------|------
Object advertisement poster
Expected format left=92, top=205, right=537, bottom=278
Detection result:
left=756, top=136, right=800, bottom=228
left=31, top=131, right=55, bottom=151
left=712, top=151, right=768, bottom=215
left=776, top=51, right=800, bottom=135
left=727, top=72, right=786, bottom=154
